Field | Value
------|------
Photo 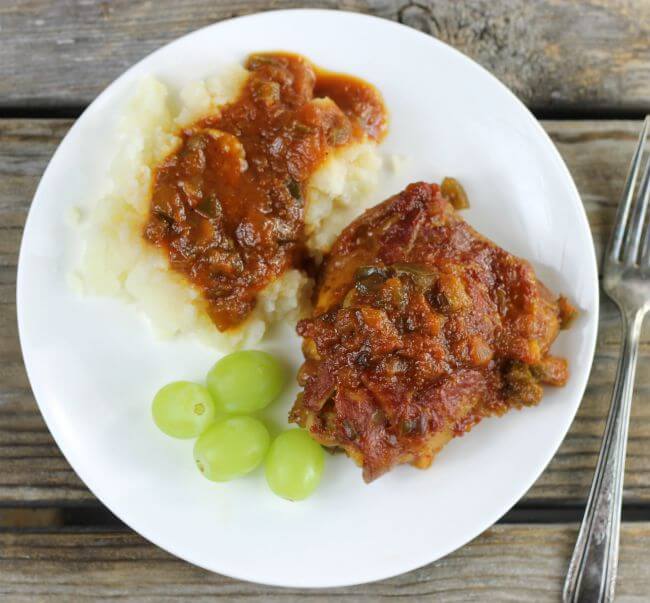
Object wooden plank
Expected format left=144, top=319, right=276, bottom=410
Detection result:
left=0, top=523, right=649, bottom=600
left=0, top=120, right=92, bottom=503
left=1, top=1, right=649, bottom=112
left=1, top=119, right=650, bottom=505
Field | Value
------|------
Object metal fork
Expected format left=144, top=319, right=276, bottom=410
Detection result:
left=564, top=116, right=650, bottom=603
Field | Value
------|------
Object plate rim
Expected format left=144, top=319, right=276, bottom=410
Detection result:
left=16, top=8, right=600, bottom=588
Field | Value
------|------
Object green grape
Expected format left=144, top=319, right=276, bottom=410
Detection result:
left=194, top=416, right=270, bottom=482
left=265, top=429, right=324, bottom=501
left=152, top=381, right=216, bottom=439
left=206, top=350, right=285, bottom=414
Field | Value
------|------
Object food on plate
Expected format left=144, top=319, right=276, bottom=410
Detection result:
left=439, top=177, right=469, bottom=210
left=73, top=46, right=575, bottom=492
left=145, top=52, right=386, bottom=331
left=265, top=429, right=325, bottom=500
left=152, top=351, right=325, bottom=498
left=74, top=52, right=386, bottom=349
left=151, top=381, right=216, bottom=438
left=194, top=416, right=270, bottom=482
left=207, top=350, right=285, bottom=413
left=291, top=181, right=575, bottom=482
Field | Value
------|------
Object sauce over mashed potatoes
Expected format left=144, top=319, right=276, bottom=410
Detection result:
left=144, top=53, right=387, bottom=331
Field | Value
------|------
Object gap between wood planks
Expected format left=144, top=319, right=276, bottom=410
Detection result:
left=2, top=502, right=650, bottom=531
left=0, top=107, right=648, bottom=121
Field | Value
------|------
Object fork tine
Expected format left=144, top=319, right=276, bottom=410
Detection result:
left=641, top=183, right=650, bottom=266
left=607, top=116, right=649, bottom=262
left=623, top=153, right=650, bottom=264
left=642, top=224, right=650, bottom=266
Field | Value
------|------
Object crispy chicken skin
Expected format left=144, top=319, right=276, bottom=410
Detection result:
left=290, top=182, right=575, bottom=482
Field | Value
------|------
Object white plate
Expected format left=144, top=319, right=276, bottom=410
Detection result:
left=17, top=9, right=599, bottom=588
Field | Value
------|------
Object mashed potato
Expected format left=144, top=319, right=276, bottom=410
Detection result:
left=73, top=65, right=382, bottom=350
left=305, top=142, right=382, bottom=255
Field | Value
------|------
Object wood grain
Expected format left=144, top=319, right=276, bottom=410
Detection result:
left=1, top=523, right=649, bottom=600
left=1, top=118, right=650, bottom=506
left=1, top=1, right=649, bottom=113
left=0, top=120, right=91, bottom=503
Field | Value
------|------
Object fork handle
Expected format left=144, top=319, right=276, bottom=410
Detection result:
left=563, top=309, right=644, bottom=603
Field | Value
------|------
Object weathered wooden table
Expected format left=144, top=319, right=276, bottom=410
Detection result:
left=2, top=2, right=650, bottom=600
